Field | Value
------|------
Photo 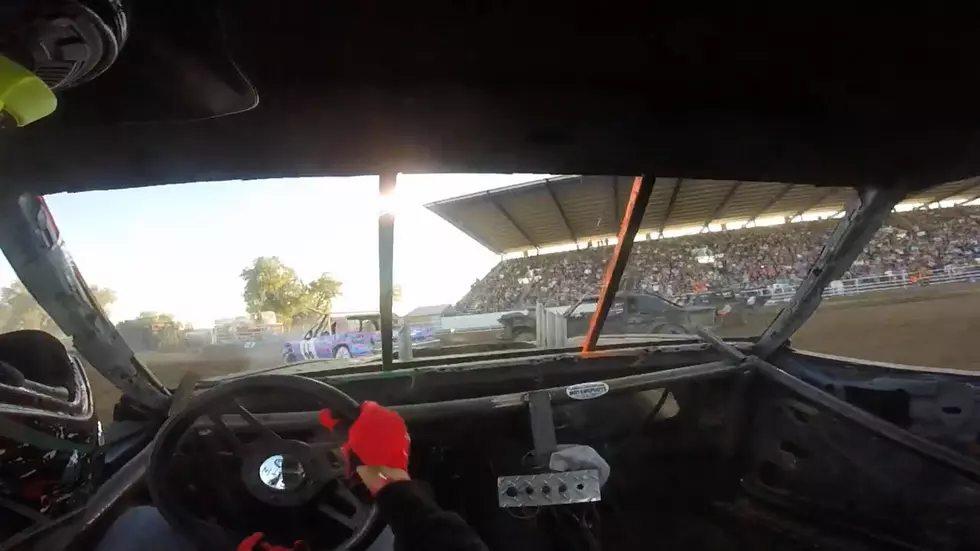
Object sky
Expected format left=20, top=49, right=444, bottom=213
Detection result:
left=0, top=174, right=548, bottom=328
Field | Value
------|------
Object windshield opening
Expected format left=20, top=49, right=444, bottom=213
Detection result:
left=792, top=199, right=980, bottom=365
left=0, top=177, right=978, bottom=421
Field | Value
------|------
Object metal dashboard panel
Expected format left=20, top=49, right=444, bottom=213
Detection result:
left=496, top=469, right=601, bottom=508
left=742, top=377, right=980, bottom=550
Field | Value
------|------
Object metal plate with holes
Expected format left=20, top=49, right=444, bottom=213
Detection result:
left=496, top=469, right=601, bottom=508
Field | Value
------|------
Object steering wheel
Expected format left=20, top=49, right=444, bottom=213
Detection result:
left=148, top=374, right=384, bottom=550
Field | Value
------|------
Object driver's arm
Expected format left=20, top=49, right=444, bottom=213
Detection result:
left=360, top=466, right=488, bottom=551
left=321, top=403, right=489, bottom=551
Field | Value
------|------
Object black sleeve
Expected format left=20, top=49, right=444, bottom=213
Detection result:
left=374, top=480, right=488, bottom=551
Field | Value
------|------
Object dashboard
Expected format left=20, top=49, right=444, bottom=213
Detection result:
left=9, top=340, right=980, bottom=551
left=182, top=343, right=980, bottom=551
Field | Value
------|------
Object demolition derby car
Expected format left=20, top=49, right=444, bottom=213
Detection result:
left=675, top=289, right=773, bottom=327
left=282, top=312, right=437, bottom=363
left=2, top=3, right=980, bottom=551
left=497, top=291, right=718, bottom=342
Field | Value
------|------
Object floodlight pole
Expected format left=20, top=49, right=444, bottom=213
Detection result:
left=379, top=172, right=397, bottom=370
left=582, top=175, right=656, bottom=352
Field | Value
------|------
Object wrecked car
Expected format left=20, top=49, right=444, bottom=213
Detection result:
left=676, top=289, right=772, bottom=327
left=282, top=312, right=438, bottom=364
left=498, top=291, right=716, bottom=341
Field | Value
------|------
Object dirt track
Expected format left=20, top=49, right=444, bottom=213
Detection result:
left=783, top=283, right=980, bottom=370
left=86, top=283, right=980, bottom=422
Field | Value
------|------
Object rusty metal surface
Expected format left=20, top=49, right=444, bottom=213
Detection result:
left=583, top=175, right=656, bottom=352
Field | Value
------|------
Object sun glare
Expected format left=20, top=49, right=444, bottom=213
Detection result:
left=377, top=193, right=398, bottom=216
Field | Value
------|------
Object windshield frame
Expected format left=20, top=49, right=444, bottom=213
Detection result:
left=0, top=193, right=171, bottom=410
left=0, top=179, right=912, bottom=406
left=754, top=187, right=907, bottom=356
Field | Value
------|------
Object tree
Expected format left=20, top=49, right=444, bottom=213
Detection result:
left=240, top=257, right=343, bottom=329
left=240, top=257, right=307, bottom=326
left=116, top=311, right=187, bottom=352
left=91, top=286, right=117, bottom=315
left=0, top=280, right=116, bottom=335
left=305, top=273, right=343, bottom=315
left=0, top=281, right=56, bottom=333
left=136, top=311, right=176, bottom=324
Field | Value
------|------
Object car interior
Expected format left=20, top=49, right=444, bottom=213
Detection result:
left=2, top=4, right=980, bottom=551
left=0, top=331, right=976, bottom=550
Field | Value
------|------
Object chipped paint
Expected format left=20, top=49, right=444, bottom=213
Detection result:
left=0, top=195, right=169, bottom=410
left=491, top=393, right=527, bottom=408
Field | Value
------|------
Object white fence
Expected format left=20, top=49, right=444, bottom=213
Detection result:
left=766, top=265, right=980, bottom=303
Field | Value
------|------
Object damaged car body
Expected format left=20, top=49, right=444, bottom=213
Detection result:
left=0, top=5, right=979, bottom=551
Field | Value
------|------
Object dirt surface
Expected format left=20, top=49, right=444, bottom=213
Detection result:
left=788, top=283, right=980, bottom=370
left=86, top=283, right=980, bottom=423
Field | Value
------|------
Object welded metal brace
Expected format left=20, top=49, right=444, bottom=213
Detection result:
left=583, top=175, right=657, bottom=352
left=528, top=390, right=558, bottom=467
left=685, top=321, right=980, bottom=482
left=751, top=357, right=980, bottom=483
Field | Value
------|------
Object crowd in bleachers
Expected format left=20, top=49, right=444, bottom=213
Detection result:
left=449, top=205, right=980, bottom=315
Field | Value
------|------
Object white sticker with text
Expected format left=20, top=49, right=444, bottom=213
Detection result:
left=566, top=382, right=610, bottom=400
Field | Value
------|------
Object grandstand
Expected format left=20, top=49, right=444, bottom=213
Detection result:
left=426, top=177, right=980, bottom=315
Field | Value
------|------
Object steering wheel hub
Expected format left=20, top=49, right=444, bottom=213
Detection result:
left=240, top=438, right=328, bottom=507
left=258, top=454, right=303, bottom=491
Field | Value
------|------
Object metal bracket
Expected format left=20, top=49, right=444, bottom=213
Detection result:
left=497, top=469, right=601, bottom=508
left=528, top=390, right=558, bottom=467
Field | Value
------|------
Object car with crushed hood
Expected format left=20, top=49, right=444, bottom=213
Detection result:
left=498, top=291, right=717, bottom=342
left=676, top=289, right=773, bottom=327
left=1, top=4, right=979, bottom=551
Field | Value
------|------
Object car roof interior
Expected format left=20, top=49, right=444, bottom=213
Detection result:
left=2, top=10, right=979, bottom=197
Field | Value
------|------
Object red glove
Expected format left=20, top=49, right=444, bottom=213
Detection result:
left=319, top=401, right=410, bottom=474
left=237, top=532, right=307, bottom=551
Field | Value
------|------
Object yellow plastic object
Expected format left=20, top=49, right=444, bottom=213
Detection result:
left=0, top=55, right=57, bottom=127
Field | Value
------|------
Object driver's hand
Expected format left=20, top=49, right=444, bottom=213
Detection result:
left=238, top=531, right=308, bottom=551
left=320, top=401, right=411, bottom=494
left=355, top=465, right=411, bottom=495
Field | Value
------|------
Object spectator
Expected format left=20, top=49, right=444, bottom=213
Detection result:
left=448, top=205, right=980, bottom=314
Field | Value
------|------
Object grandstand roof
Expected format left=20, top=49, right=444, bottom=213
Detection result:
left=426, top=176, right=980, bottom=254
